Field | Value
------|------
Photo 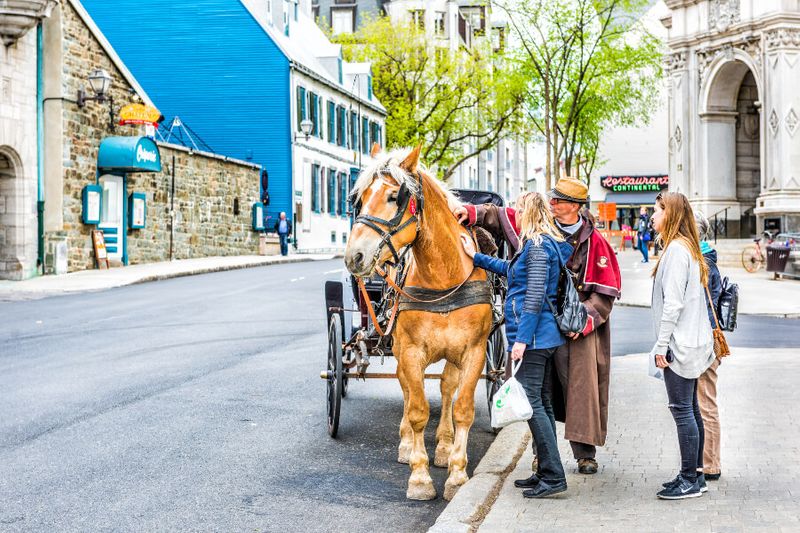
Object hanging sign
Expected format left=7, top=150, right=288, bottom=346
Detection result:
left=118, top=103, right=163, bottom=127
left=600, top=175, right=669, bottom=192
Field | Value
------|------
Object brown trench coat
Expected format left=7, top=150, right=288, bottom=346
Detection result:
left=552, top=217, right=617, bottom=447
left=466, top=205, right=618, bottom=447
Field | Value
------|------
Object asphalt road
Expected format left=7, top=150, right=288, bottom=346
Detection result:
left=1, top=259, right=797, bottom=532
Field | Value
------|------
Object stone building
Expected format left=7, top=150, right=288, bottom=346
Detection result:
left=664, top=0, right=800, bottom=236
left=0, top=0, right=263, bottom=279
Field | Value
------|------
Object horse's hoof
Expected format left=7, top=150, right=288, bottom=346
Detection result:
left=443, top=473, right=469, bottom=501
left=433, top=447, right=451, bottom=468
left=407, top=480, right=437, bottom=501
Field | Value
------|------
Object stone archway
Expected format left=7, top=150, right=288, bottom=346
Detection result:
left=701, top=58, right=762, bottom=238
left=0, top=147, right=28, bottom=280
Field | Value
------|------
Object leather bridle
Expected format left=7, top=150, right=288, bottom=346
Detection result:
left=351, top=168, right=425, bottom=267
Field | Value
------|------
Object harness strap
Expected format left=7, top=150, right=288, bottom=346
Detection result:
left=357, top=277, right=385, bottom=337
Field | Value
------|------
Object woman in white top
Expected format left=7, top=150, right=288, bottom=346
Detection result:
left=650, top=192, right=715, bottom=500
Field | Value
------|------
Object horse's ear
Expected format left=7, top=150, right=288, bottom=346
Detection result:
left=399, top=144, right=422, bottom=172
left=370, top=142, right=381, bottom=158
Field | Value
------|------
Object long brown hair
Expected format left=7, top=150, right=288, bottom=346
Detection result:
left=652, top=192, right=709, bottom=286
left=516, top=192, right=565, bottom=245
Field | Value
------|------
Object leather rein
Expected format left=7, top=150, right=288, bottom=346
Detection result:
left=352, top=169, right=477, bottom=338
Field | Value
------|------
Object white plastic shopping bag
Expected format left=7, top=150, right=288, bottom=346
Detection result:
left=490, top=359, right=533, bottom=429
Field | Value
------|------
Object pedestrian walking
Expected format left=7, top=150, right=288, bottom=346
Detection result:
left=637, top=207, right=650, bottom=263
left=547, top=177, right=621, bottom=475
left=695, top=212, right=724, bottom=481
left=650, top=192, right=715, bottom=500
left=461, top=192, right=573, bottom=499
left=274, top=211, right=292, bottom=256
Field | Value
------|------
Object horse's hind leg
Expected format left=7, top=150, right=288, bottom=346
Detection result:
left=434, top=361, right=458, bottom=468
left=397, top=364, right=412, bottom=464
left=444, top=344, right=485, bottom=501
left=400, top=352, right=436, bottom=500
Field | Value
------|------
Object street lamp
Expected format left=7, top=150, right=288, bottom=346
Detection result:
left=295, top=119, right=314, bottom=141
left=77, top=68, right=112, bottom=107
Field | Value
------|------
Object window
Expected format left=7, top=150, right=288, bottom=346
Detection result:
left=339, top=172, right=348, bottom=216
left=311, top=164, right=321, bottom=213
left=410, top=9, right=425, bottom=30
left=331, top=8, right=354, bottom=35
left=283, top=0, right=290, bottom=34
left=488, top=169, right=493, bottom=191
left=369, top=122, right=382, bottom=149
left=296, top=86, right=306, bottom=132
left=434, top=11, right=445, bottom=36
left=328, top=170, right=337, bottom=214
left=308, top=92, right=319, bottom=137
left=487, top=149, right=493, bottom=161
left=266, top=0, right=272, bottom=24
left=341, top=232, right=347, bottom=244
left=331, top=231, right=337, bottom=244
left=337, top=106, right=346, bottom=147
left=361, top=116, right=369, bottom=154
left=367, top=75, right=373, bottom=100
left=350, top=110, right=358, bottom=151
left=327, top=100, right=335, bottom=142
left=505, top=147, right=511, bottom=170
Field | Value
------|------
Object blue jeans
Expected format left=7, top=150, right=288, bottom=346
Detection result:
left=664, top=365, right=704, bottom=480
left=279, top=233, right=289, bottom=256
left=638, top=235, right=649, bottom=262
left=516, top=348, right=565, bottom=484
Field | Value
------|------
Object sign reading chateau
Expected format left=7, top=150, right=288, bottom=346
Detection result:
left=600, top=175, right=669, bottom=192
left=119, top=103, right=163, bottom=127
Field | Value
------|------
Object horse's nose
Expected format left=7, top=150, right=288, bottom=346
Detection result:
left=352, top=251, right=365, bottom=269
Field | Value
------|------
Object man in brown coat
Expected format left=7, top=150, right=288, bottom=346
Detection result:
left=547, top=178, right=621, bottom=474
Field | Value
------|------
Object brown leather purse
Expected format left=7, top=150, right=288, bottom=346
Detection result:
left=705, top=285, right=731, bottom=358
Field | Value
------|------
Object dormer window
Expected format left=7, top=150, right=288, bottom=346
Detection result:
left=331, top=7, right=354, bottom=35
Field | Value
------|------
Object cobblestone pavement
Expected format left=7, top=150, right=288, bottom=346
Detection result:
left=479, top=348, right=799, bottom=533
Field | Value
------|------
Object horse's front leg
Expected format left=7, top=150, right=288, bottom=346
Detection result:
left=397, top=363, right=412, bottom=464
left=434, top=361, right=459, bottom=468
left=399, top=349, right=436, bottom=500
left=444, top=343, right=486, bottom=501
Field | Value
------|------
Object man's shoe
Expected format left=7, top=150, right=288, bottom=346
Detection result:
left=705, top=472, right=721, bottom=481
left=514, top=473, right=541, bottom=489
left=522, top=480, right=567, bottom=499
left=577, top=458, right=598, bottom=474
left=656, top=475, right=703, bottom=500
left=661, top=474, right=681, bottom=489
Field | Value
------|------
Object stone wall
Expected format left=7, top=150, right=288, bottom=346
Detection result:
left=125, top=144, right=260, bottom=265
left=0, top=28, right=39, bottom=280
left=45, top=1, right=261, bottom=272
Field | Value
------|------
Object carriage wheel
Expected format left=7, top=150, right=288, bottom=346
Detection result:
left=741, top=245, right=762, bottom=273
left=485, top=328, right=507, bottom=434
left=327, top=314, right=344, bottom=438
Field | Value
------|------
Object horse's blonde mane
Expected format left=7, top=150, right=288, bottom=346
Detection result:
left=352, top=147, right=460, bottom=207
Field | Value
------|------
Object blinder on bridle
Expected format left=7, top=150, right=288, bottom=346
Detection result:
left=350, top=168, right=425, bottom=265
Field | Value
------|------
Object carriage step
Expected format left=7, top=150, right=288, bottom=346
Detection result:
left=320, top=371, right=488, bottom=380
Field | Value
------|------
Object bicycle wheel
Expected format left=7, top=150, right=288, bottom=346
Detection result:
left=741, top=245, right=762, bottom=273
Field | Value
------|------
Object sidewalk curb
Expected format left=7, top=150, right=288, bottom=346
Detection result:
left=615, top=301, right=800, bottom=319
left=126, top=256, right=325, bottom=287
left=429, top=423, right=530, bottom=533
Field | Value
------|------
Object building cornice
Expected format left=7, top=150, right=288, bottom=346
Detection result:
left=667, top=13, right=800, bottom=50
left=290, top=62, right=387, bottom=116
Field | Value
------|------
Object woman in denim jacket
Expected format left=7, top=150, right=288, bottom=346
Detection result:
left=462, top=192, right=573, bottom=498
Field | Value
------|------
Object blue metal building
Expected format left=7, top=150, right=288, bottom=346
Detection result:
left=80, top=0, right=293, bottom=224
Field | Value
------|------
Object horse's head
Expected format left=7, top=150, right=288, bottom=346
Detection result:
left=345, top=145, right=424, bottom=277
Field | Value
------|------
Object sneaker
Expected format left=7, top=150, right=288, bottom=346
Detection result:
left=664, top=473, right=707, bottom=493
left=578, top=458, right=598, bottom=475
left=656, top=475, right=703, bottom=500
left=523, top=479, right=567, bottom=499
left=514, top=473, right=541, bottom=489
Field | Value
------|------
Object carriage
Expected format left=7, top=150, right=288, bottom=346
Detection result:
left=322, top=189, right=509, bottom=438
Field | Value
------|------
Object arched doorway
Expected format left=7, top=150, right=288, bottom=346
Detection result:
left=0, top=149, right=20, bottom=279
left=701, top=58, right=762, bottom=238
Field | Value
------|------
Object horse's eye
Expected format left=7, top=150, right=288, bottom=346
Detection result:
left=388, top=193, right=397, bottom=203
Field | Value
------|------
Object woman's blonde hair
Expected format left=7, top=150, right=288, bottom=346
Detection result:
left=516, top=192, right=565, bottom=245
left=652, top=192, right=709, bottom=286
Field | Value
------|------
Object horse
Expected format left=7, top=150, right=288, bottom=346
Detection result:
left=344, top=145, right=493, bottom=501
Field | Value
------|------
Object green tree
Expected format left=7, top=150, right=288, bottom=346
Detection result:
left=334, top=16, right=525, bottom=180
left=499, top=0, right=663, bottom=188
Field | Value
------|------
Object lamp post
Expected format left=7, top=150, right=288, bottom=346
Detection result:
left=77, top=68, right=115, bottom=131
left=295, top=119, right=314, bottom=141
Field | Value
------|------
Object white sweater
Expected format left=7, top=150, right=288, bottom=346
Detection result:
left=650, top=240, right=715, bottom=379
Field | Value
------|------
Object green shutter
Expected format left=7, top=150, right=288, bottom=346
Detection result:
left=328, top=101, right=335, bottom=142
left=296, top=86, right=302, bottom=131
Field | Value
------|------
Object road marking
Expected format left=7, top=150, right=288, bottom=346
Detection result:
left=324, top=269, right=342, bottom=274
left=290, top=277, right=306, bottom=282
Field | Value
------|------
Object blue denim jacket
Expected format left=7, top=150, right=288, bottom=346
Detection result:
left=474, top=235, right=573, bottom=350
